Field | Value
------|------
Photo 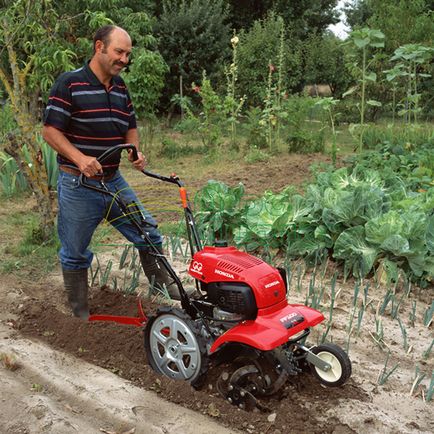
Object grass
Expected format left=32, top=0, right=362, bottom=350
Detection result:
left=0, top=205, right=59, bottom=276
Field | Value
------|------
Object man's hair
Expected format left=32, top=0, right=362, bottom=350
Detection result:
left=93, top=25, right=116, bottom=53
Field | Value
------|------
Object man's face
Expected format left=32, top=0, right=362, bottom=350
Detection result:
left=96, top=29, right=132, bottom=77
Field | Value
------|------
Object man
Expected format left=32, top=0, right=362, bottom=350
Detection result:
left=42, top=25, right=179, bottom=319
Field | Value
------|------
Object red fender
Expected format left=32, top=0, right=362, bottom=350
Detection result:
left=210, top=301, right=324, bottom=353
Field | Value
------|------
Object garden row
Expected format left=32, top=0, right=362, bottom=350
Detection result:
left=194, top=141, right=434, bottom=285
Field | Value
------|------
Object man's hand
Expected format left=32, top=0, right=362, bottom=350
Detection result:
left=128, top=149, right=146, bottom=171
left=77, top=155, right=103, bottom=177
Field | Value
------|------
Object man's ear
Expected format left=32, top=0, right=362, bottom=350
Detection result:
left=94, top=40, right=104, bottom=53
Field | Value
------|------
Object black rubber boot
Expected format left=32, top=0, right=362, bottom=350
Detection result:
left=139, top=247, right=181, bottom=300
left=62, top=268, right=90, bottom=320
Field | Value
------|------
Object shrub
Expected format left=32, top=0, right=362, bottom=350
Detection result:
left=282, top=96, right=326, bottom=153
left=361, top=124, right=434, bottom=150
left=237, top=13, right=302, bottom=107
left=243, top=107, right=267, bottom=149
left=244, top=146, right=270, bottom=164
left=287, top=130, right=326, bottom=154
left=154, top=0, right=230, bottom=109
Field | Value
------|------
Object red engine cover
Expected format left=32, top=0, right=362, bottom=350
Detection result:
left=188, top=246, right=286, bottom=308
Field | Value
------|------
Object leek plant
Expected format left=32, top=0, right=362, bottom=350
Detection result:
left=397, top=318, right=409, bottom=352
left=426, top=371, right=434, bottom=402
left=377, top=351, right=399, bottom=385
left=409, top=300, right=417, bottom=327
left=422, top=339, right=433, bottom=360
left=423, top=301, right=434, bottom=327
left=410, top=365, right=425, bottom=396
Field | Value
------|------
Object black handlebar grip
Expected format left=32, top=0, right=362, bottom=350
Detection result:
left=96, top=144, right=138, bottom=164
left=130, top=146, right=139, bottom=161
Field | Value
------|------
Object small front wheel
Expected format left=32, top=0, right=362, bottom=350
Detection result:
left=309, top=343, right=351, bottom=387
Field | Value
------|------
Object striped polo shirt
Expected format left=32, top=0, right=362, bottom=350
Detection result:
left=43, top=61, right=137, bottom=170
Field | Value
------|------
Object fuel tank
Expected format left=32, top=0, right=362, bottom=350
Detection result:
left=188, top=246, right=286, bottom=309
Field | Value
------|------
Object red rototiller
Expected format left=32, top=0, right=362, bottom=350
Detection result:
left=83, top=144, right=351, bottom=410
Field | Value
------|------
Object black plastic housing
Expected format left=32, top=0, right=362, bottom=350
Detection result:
left=203, top=281, right=257, bottom=319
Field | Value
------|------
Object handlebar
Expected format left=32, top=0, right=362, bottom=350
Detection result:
left=96, top=143, right=138, bottom=165
left=76, top=144, right=183, bottom=187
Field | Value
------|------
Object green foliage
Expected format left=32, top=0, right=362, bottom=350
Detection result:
left=0, top=152, right=28, bottom=197
left=344, top=27, right=385, bottom=151
left=360, top=124, right=434, bottom=152
left=226, top=0, right=339, bottom=37
left=158, top=138, right=205, bottom=159
left=303, top=32, right=351, bottom=97
left=349, top=140, right=434, bottom=191
left=274, top=0, right=340, bottom=38
left=365, top=0, right=433, bottom=53
left=387, top=44, right=433, bottom=123
left=244, top=147, right=270, bottom=164
left=0, top=103, right=16, bottom=138
left=194, top=140, right=434, bottom=284
left=1, top=212, right=59, bottom=275
left=1, top=0, right=163, bottom=104
left=315, top=97, right=340, bottom=164
left=182, top=73, right=225, bottom=149
left=284, top=96, right=325, bottom=154
left=194, top=180, right=244, bottom=243
left=243, top=107, right=267, bottom=149
left=181, top=70, right=244, bottom=150
left=124, top=49, right=168, bottom=118
left=154, top=0, right=230, bottom=109
left=236, top=13, right=302, bottom=107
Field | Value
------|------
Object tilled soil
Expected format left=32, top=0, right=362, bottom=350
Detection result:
left=1, top=151, right=433, bottom=433
left=16, top=288, right=364, bottom=434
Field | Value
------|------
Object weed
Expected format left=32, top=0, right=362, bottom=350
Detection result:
left=31, top=383, right=44, bottom=392
left=244, top=147, right=270, bottom=164
left=0, top=352, right=20, bottom=371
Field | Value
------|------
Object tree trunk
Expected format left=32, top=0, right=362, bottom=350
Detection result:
left=1, top=26, right=56, bottom=242
left=5, top=132, right=55, bottom=241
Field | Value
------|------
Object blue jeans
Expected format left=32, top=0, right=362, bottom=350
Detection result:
left=57, top=170, right=162, bottom=270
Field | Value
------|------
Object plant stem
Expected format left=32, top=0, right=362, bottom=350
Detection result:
left=360, top=47, right=366, bottom=153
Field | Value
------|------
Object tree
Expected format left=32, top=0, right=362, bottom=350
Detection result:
left=154, top=0, right=231, bottom=110
left=270, top=0, right=340, bottom=39
left=344, top=0, right=434, bottom=118
left=303, top=32, right=351, bottom=96
left=0, top=0, right=165, bottom=240
left=236, top=13, right=302, bottom=107
left=343, top=0, right=374, bottom=29
left=344, top=0, right=433, bottom=51
left=225, top=0, right=340, bottom=37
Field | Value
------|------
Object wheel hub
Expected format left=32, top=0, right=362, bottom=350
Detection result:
left=148, top=314, right=201, bottom=381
